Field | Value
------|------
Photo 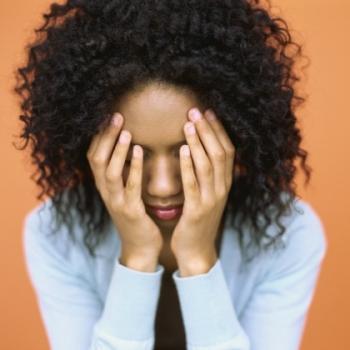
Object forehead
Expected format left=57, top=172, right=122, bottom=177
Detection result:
left=113, top=83, right=204, bottom=148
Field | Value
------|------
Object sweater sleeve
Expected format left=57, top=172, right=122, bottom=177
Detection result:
left=172, top=202, right=328, bottom=350
left=172, top=258, right=250, bottom=350
left=22, top=210, right=164, bottom=350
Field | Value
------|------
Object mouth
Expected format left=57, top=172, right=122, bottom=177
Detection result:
left=147, top=205, right=183, bottom=221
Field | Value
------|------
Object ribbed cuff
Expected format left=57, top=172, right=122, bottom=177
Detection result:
left=95, top=258, right=164, bottom=341
left=172, top=259, right=246, bottom=347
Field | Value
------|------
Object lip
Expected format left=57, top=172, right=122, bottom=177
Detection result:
left=147, top=204, right=183, bottom=210
left=147, top=204, right=183, bottom=220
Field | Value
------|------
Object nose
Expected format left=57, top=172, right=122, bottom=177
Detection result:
left=144, top=156, right=182, bottom=200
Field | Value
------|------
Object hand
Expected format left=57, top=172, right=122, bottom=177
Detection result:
left=170, top=108, right=236, bottom=275
left=86, top=113, right=163, bottom=268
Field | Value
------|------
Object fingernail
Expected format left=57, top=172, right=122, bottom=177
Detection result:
left=185, top=122, right=196, bottom=135
left=119, top=130, right=130, bottom=143
left=112, top=113, right=121, bottom=126
left=133, top=144, right=142, bottom=158
left=181, top=145, right=190, bottom=157
left=206, top=109, right=217, bottom=121
left=189, top=108, right=202, bottom=122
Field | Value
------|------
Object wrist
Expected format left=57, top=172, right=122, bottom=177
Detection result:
left=119, top=255, right=159, bottom=272
left=176, top=250, right=218, bottom=277
left=120, top=247, right=161, bottom=273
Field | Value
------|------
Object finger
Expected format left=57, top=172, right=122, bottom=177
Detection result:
left=93, top=113, right=124, bottom=165
left=88, top=113, right=121, bottom=157
left=188, top=108, right=227, bottom=196
left=106, top=129, right=132, bottom=196
left=184, top=121, right=214, bottom=202
left=88, top=116, right=124, bottom=196
left=125, top=145, right=143, bottom=201
left=87, top=133, right=102, bottom=159
left=87, top=126, right=106, bottom=158
left=204, top=109, right=236, bottom=188
left=180, top=145, right=200, bottom=205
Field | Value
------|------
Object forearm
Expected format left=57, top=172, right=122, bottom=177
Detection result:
left=172, top=258, right=250, bottom=349
left=92, top=252, right=165, bottom=349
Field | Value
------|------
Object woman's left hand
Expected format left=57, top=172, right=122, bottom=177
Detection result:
left=170, top=108, right=236, bottom=276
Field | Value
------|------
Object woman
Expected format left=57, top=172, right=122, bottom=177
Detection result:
left=15, top=0, right=328, bottom=349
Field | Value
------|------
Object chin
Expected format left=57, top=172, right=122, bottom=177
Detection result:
left=155, top=216, right=179, bottom=225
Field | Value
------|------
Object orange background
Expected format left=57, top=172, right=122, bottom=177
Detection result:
left=0, top=0, right=348, bottom=349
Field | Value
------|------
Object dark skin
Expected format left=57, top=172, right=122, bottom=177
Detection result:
left=113, top=82, right=236, bottom=275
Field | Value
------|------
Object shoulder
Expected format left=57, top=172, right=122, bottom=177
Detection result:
left=280, top=197, right=328, bottom=258
left=236, top=193, right=328, bottom=258
left=232, top=194, right=329, bottom=278
left=22, top=195, right=118, bottom=265
left=261, top=196, right=329, bottom=278
left=22, top=197, right=80, bottom=264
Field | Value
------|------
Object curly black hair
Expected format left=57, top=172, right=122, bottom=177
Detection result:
left=13, top=0, right=311, bottom=264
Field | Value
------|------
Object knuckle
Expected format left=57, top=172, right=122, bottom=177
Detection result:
left=124, top=202, right=143, bottom=220
left=130, top=157, right=140, bottom=169
left=214, top=151, right=225, bottom=162
left=217, top=190, right=227, bottom=201
left=201, top=164, right=212, bottom=177
left=91, top=155, right=106, bottom=166
left=184, top=161, right=192, bottom=171
left=126, top=179, right=137, bottom=192
left=109, top=201, right=120, bottom=213
left=105, top=170, right=118, bottom=183
left=226, top=146, right=235, bottom=157
left=110, top=197, right=124, bottom=212
left=202, top=198, right=214, bottom=209
left=187, top=179, right=198, bottom=191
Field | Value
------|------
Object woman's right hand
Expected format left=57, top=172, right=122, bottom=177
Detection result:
left=86, top=112, right=163, bottom=271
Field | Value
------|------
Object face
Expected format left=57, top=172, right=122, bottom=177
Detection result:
left=113, top=82, right=206, bottom=235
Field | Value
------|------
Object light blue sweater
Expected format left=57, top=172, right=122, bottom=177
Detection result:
left=22, top=195, right=327, bottom=350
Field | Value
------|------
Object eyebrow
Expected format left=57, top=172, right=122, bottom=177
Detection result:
left=130, top=140, right=187, bottom=151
